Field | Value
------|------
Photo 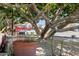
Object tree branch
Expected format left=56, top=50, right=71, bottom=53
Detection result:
left=28, top=4, right=52, bottom=38
left=57, top=15, right=79, bottom=29
left=57, top=25, right=79, bottom=32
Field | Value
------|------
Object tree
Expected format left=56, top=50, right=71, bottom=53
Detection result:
left=0, top=3, right=79, bottom=39
left=26, top=3, right=79, bottom=39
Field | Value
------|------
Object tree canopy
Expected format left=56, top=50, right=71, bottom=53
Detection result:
left=0, top=3, right=79, bottom=39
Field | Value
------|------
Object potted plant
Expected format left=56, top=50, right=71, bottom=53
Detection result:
left=13, top=31, right=38, bottom=56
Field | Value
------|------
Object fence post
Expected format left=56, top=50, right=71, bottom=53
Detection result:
left=60, top=39, right=64, bottom=56
left=51, top=36, right=55, bottom=56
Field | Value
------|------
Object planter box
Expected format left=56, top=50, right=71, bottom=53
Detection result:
left=13, top=40, right=38, bottom=56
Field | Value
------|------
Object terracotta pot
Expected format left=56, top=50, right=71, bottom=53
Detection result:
left=13, top=40, right=38, bottom=56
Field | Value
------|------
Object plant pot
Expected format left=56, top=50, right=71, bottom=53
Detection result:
left=13, top=40, right=38, bottom=56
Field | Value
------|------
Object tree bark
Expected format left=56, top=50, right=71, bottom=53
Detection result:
left=41, top=20, right=50, bottom=38
left=31, top=21, right=41, bottom=35
left=11, top=19, right=14, bottom=35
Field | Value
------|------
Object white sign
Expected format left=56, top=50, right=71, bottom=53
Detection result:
left=15, top=23, right=32, bottom=32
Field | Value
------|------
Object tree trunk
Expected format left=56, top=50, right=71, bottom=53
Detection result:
left=41, top=21, right=50, bottom=38
left=31, top=21, right=41, bottom=35
left=11, top=19, right=14, bottom=35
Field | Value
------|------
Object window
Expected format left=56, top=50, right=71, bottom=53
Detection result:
left=18, top=32, right=25, bottom=35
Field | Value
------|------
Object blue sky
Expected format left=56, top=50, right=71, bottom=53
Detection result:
left=37, top=19, right=45, bottom=28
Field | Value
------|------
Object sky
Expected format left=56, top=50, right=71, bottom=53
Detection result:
left=37, top=19, right=45, bottom=28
